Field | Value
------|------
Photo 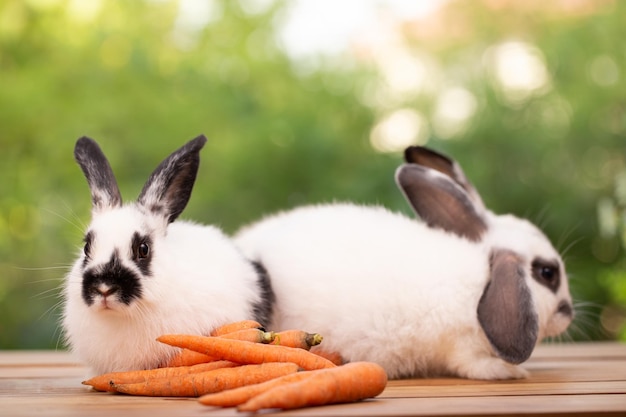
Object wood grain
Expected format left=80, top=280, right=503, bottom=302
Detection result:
left=1, top=343, right=625, bottom=416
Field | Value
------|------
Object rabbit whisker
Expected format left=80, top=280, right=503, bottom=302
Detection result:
left=43, top=203, right=87, bottom=233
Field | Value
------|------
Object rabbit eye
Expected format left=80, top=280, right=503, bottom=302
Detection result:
left=133, top=241, right=150, bottom=260
left=138, top=242, right=150, bottom=259
left=531, top=258, right=560, bottom=293
left=131, top=232, right=152, bottom=263
left=131, top=232, right=152, bottom=275
left=540, top=266, right=556, bottom=280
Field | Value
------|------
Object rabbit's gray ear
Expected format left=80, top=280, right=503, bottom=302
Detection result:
left=478, top=250, right=539, bottom=364
left=138, top=135, right=207, bottom=224
left=395, top=164, right=487, bottom=242
left=74, top=137, right=122, bottom=211
left=404, top=146, right=485, bottom=211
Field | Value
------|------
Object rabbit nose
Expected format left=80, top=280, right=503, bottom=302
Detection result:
left=557, top=300, right=574, bottom=318
left=96, top=283, right=119, bottom=297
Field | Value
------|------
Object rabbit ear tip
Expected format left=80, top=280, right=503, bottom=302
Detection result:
left=191, top=134, right=208, bottom=147
left=75, top=136, right=96, bottom=149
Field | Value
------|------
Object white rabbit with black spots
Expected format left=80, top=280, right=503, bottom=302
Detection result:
left=62, top=136, right=273, bottom=376
left=235, top=146, right=574, bottom=380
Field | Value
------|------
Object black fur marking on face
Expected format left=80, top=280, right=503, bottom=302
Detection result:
left=82, top=231, right=94, bottom=267
left=82, top=251, right=142, bottom=306
left=131, top=232, right=153, bottom=277
left=250, top=261, right=275, bottom=328
left=531, top=258, right=560, bottom=293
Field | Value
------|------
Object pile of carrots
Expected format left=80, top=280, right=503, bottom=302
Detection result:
left=82, top=320, right=388, bottom=412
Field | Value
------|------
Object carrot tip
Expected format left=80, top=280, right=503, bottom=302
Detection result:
left=306, top=333, right=323, bottom=347
left=262, top=331, right=276, bottom=343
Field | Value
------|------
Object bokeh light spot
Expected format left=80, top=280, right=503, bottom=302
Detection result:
left=370, top=108, right=429, bottom=153
left=432, top=86, right=477, bottom=139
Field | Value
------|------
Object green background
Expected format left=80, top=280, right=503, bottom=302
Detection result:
left=1, top=0, right=625, bottom=349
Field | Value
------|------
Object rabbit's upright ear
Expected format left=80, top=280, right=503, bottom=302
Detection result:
left=477, top=250, right=539, bottom=364
left=404, top=146, right=485, bottom=211
left=74, top=137, right=122, bottom=211
left=138, top=135, right=207, bottom=224
left=395, top=163, right=487, bottom=242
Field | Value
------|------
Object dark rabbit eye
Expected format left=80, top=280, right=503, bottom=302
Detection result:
left=131, top=232, right=152, bottom=275
left=138, top=242, right=150, bottom=259
left=540, top=266, right=556, bottom=281
left=131, top=232, right=152, bottom=264
left=531, top=258, right=560, bottom=293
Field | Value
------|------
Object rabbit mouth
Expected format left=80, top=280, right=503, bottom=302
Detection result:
left=544, top=300, right=574, bottom=337
left=89, top=283, right=125, bottom=311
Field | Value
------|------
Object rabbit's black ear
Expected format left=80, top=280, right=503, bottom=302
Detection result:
left=404, top=146, right=485, bottom=211
left=478, top=250, right=539, bottom=364
left=138, top=135, right=207, bottom=224
left=395, top=164, right=487, bottom=242
left=74, top=137, right=122, bottom=211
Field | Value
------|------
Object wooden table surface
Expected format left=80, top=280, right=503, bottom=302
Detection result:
left=1, top=342, right=625, bottom=416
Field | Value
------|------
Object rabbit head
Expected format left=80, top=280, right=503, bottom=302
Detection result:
left=400, top=146, right=574, bottom=365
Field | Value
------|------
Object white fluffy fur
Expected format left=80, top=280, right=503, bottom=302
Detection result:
left=63, top=205, right=261, bottom=376
left=235, top=203, right=573, bottom=380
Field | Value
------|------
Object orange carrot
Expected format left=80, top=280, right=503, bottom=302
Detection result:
left=310, top=346, right=345, bottom=366
left=271, top=330, right=323, bottom=350
left=157, top=334, right=336, bottom=371
left=83, top=361, right=237, bottom=392
left=238, top=362, right=388, bottom=412
left=198, top=370, right=314, bottom=407
left=111, top=362, right=299, bottom=397
left=165, top=349, right=214, bottom=368
left=164, top=328, right=275, bottom=367
left=222, top=328, right=275, bottom=343
left=210, top=320, right=263, bottom=337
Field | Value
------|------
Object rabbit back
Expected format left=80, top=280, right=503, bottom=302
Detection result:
left=236, top=203, right=490, bottom=378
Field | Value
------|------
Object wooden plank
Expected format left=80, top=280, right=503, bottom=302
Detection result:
left=382, top=381, right=626, bottom=398
left=0, top=365, right=85, bottom=378
left=0, top=350, right=80, bottom=366
left=1, top=344, right=625, bottom=417
left=0, top=396, right=228, bottom=417
left=530, top=341, right=626, bottom=360
left=343, top=395, right=626, bottom=417
left=2, top=393, right=626, bottom=417
left=389, top=360, right=626, bottom=386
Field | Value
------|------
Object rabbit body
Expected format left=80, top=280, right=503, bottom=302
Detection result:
left=235, top=147, right=574, bottom=380
left=236, top=204, right=498, bottom=379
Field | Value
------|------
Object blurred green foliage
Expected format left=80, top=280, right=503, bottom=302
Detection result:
left=1, top=0, right=624, bottom=349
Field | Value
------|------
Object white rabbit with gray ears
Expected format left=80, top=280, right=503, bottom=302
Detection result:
left=235, top=146, right=574, bottom=380
left=62, top=135, right=273, bottom=376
